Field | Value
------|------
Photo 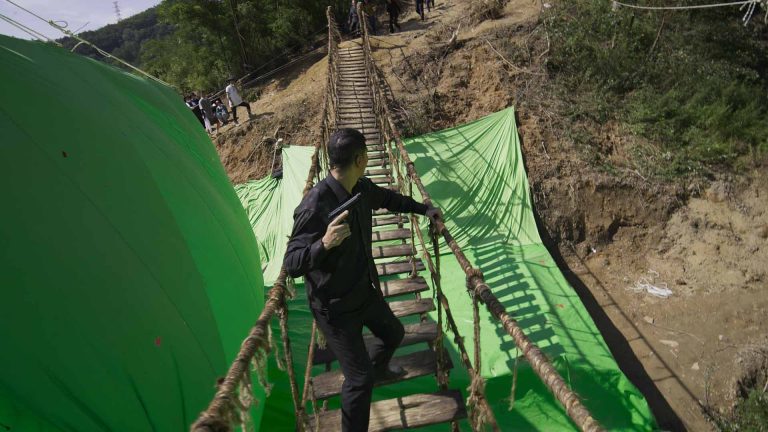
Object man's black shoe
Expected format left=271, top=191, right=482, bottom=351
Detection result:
left=375, top=364, right=407, bottom=381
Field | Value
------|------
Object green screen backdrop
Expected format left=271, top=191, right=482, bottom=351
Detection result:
left=0, top=36, right=265, bottom=431
left=240, top=109, right=657, bottom=431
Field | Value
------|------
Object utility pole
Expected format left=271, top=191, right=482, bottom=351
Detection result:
left=113, top=1, right=122, bottom=22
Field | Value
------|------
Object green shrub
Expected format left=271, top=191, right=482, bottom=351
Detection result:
left=548, top=0, right=768, bottom=177
left=715, top=389, right=768, bottom=432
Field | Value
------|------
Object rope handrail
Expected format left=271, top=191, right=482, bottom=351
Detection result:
left=298, top=8, right=342, bottom=431
left=355, top=7, right=605, bottom=432
left=356, top=5, right=499, bottom=430
left=189, top=8, right=340, bottom=431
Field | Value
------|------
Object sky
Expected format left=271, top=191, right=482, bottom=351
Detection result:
left=0, top=0, right=161, bottom=41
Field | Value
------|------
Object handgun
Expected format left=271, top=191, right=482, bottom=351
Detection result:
left=328, top=192, right=362, bottom=222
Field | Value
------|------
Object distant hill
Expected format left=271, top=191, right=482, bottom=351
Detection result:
left=57, top=7, right=172, bottom=67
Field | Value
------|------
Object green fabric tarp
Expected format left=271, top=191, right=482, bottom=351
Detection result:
left=0, top=36, right=265, bottom=431
left=241, top=108, right=657, bottom=431
left=235, top=146, right=316, bottom=285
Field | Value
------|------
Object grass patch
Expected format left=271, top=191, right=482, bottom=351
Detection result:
left=547, top=0, right=768, bottom=178
left=713, top=389, right=768, bottom=432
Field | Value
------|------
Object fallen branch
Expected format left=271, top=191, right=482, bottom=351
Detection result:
left=484, top=39, right=545, bottom=76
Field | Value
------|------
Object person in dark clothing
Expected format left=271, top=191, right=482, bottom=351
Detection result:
left=427, top=0, right=435, bottom=12
left=416, top=0, right=425, bottom=20
left=386, top=0, right=402, bottom=33
left=348, top=0, right=359, bottom=35
left=284, top=129, right=441, bottom=432
left=361, top=0, right=377, bottom=35
left=185, top=94, right=204, bottom=126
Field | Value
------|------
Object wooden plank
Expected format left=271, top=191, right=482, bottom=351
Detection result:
left=336, top=99, right=373, bottom=104
left=372, top=215, right=404, bottom=227
left=311, top=349, right=441, bottom=400
left=338, top=106, right=376, bottom=112
left=366, top=168, right=390, bottom=176
left=336, top=120, right=378, bottom=125
left=369, top=155, right=387, bottom=163
left=389, top=298, right=435, bottom=318
left=372, top=243, right=413, bottom=259
left=308, top=390, right=467, bottom=432
left=345, top=127, right=379, bottom=134
left=369, top=175, right=392, bottom=184
left=338, top=114, right=377, bottom=120
left=344, top=128, right=379, bottom=135
left=312, top=320, right=437, bottom=365
left=380, top=276, right=430, bottom=297
left=372, top=228, right=410, bottom=242
left=377, top=259, right=426, bottom=276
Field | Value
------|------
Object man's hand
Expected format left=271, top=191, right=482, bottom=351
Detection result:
left=425, top=205, right=443, bottom=223
left=322, top=210, right=351, bottom=250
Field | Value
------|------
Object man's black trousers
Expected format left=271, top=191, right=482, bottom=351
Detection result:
left=231, top=101, right=251, bottom=123
left=387, top=7, right=400, bottom=33
left=312, top=293, right=405, bottom=432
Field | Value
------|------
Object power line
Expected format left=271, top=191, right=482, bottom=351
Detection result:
left=3, top=0, right=55, bottom=26
left=0, top=12, right=59, bottom=43
left=2, top=0, right=172, bottom=87
left=0, top=13, right=44, bottom=41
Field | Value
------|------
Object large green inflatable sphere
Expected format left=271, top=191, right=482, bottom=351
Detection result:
left=0, top=35, right=265, bottom=431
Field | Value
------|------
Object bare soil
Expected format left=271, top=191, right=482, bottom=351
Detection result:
left=213, top=52, right=326, bottom=183
left=213, top=1, right=768, bottom=430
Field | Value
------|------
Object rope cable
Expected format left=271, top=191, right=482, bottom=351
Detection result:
left=0, top=13, right=54, bottom=42
left=2, top=0, right=171, bottom=86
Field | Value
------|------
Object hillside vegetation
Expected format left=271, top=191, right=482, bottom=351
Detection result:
left=59, top=1, right=355, bottom=93
left=58, top=7, right=172, bottom=67
left=547, top=0, right=768, bottom=178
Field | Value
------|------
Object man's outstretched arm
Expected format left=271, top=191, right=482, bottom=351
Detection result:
left=364, top=178, right=442, bottom=221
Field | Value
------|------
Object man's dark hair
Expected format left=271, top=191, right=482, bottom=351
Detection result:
left=329, top=129, right=366, bottom=169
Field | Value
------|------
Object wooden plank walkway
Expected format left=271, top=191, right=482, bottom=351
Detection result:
left=306, top=40, right=467, bottom=430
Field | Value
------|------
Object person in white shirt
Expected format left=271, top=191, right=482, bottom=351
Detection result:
left=225, top=79, right=252, bottom=125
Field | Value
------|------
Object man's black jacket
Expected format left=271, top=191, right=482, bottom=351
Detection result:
left=284, top=173, right=427, bottom=313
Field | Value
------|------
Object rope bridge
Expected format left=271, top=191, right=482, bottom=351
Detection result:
left=191, top=5, right=604, bottom=432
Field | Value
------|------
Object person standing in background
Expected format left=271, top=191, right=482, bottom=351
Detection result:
left=416, top=0, right=425, bottom=21
left=386, top=0, right=402, bottom=33
left=361, top=0, right=377, bottom=35
left=348, top=0, right=359, bottom=35
left=225, top=78, right=252, bottom=126
left=198, top=93, right=218, bottom=135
